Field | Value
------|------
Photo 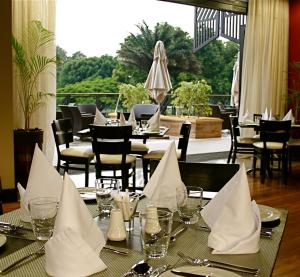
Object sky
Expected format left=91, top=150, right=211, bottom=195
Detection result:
left=56, top=0, right=194, bottom=57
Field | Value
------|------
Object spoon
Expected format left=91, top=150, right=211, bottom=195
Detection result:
left=122, top=260, right=152, bottom=276
left=170, top=225, right=187, bottom=243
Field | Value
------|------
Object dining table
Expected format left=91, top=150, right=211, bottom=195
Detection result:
left=0, top=199, right=287, bottom=277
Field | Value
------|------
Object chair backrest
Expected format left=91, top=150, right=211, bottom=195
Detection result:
left=209, top=104, right=222, bottom=118
left=133, top=104, right=159, bottom=121
left=78, top=104, right=96, bottom=115
left=68, top=106, right=84, bottom=134
left=90, top=125, right=133, bottom=166
left=259, top=119, right=291, bottom=146
left=51, top=119, right=74, bottom=150
left=59, top=105, right=73, bottom=123
left=150, top=161, right=240, bottom=192
left=178, top=122, right=192, bottom=161
left=229, top=115, right=240, bottom=143
left=117, top=112, right=130, bottom=120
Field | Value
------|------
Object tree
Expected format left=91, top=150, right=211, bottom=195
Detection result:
left=115, top=21, right=201, bottom=87
left=196, top=40, right=239, bottom=99
left=58, top=55, right=118, bottom=87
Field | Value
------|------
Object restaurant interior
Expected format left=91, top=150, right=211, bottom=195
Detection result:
left=0, top=0, right=300, bottom=276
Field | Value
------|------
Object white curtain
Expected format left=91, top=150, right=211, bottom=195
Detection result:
left=240, top=0, right=289, bottom=120
left=12, top=0, right=56, bottom=160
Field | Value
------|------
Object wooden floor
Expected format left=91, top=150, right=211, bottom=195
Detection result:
left=3, top=161, right=300, bottom=277
left=248, top=163, right=300, bottom=277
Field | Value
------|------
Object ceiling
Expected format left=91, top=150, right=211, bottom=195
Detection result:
left=158, top=0, right=248, bottom=14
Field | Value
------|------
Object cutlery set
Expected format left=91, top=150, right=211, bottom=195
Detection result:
left=197, top=225, right=273, bottom=238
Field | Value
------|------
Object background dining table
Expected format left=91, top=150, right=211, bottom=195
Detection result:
left=0, top=200, right=287, bottom=277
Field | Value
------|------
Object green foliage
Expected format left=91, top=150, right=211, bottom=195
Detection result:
left=116, top=21, right=201, bottom=88
left=57, top=55, right=118, bottom=87
left=172, top=80, right=212, bottom=117
left=118, top=83, right=151, bottom=110
left=57, top=77, right=119, bottom=109
left=12, top=20, right=56, bottom=129
left=196, top=40, right=239, bottom=98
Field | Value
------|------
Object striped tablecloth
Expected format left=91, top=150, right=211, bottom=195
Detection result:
left=0, top=203, right=287, bottom=277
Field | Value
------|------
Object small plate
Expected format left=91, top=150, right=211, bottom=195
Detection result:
left=160, top=265, right=241, bottom=277
left=77, top=187, right=96, bottom=202
left=0, top=234, right=7, bottom=247
left=259, top=204, right=281, bottom=222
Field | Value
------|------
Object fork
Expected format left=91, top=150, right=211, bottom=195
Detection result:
left=177, top=251, right=259, bottom=276
left=0, top=245, right=45, bottom=274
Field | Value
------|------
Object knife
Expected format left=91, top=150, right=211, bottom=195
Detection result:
left=103, top=246, right=129, bottom=255
left=171, top=269, right=209, bottom=277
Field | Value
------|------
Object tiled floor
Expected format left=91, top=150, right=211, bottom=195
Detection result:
left=63, top=133, right=234, bottom=189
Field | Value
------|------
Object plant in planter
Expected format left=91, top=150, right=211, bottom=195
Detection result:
left=172, top=80, right=212, bottom=117
left=12, top=20, right=56, bottom=187
left=118, top=83, right=150, bottom=110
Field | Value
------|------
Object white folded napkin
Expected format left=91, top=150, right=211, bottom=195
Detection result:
left=119, top=112, right=126, bottom=126
left=282, top=109, right=294, bottom=123
left=94, top=108, right=107, bottom=125
left=18, top=144, right=63, bottom=222
left=201, top=164, right=261, bottom=254
left=262, top=108, right=268, bottom=120
left=128, top=109, right=137, bottom=129
left=241, top=110, right=251, bottom=123
left=269, top=109, right=275, bottom=120
left=45, top=173, right=106, bottom=276
left=147, top=110, right=160, bottom=132
left=143, top=142, right=187, bottom=212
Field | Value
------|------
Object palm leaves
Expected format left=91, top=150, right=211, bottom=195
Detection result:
left=12, top=20, right=56, bottom=129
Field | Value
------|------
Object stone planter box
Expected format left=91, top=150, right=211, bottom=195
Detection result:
left=160, top=115, right=223, bottom=138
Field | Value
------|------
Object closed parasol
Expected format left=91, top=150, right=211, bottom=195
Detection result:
left=144, top=40, right=172, bottom=103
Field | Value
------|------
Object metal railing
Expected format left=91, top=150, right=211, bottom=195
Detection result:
left=56, top=92, right=232, bottom=114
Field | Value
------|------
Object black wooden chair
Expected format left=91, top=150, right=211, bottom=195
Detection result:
left=51, top=119, right=94, bottom=187
left=150, top=161, right=240, bottom=193
left=227, top=115, right=258, bottom=164
left=142, top=122, right=192, bottom=184
left=90, top=125, right=136, bottom=191
left=253, top=119, right=291, bottom=184
left=78, top=104, right=97, bottom=116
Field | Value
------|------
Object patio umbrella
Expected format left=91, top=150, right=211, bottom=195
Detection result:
left=230, top=52, right=240, bottom=107
left=144, top=40, right=172, bottom=103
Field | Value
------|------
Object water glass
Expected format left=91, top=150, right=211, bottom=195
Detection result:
left=139, top=208, right=173, bottom=259
left=95, top=178, right=119, bottom=216
left=177, top=186, right=203, bottom=225
left=29, top=197, right=59, bottom=241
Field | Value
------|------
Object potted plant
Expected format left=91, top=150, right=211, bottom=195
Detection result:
left=118, top=83, right=150, bottom=110
left=172, top=80, right=212, bottom=117
left=12, top=20, right=56, bottom=187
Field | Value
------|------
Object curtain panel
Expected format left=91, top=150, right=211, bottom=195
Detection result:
left=12, top=0, right=56, bottom=160
left=240, top=0, right=289, bottom=120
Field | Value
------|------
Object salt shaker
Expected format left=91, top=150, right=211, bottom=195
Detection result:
left=144, top=206, right=161, bottom=235
left=107, top=208, right=126, bottom=241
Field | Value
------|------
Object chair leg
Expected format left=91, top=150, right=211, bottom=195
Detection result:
left=253, top=153, right=257, bottom=176
left=232, top=149, right=237, bottom=164
left=260, top=153, right=266, bottom=184
left=56, top=159, right=61, bottom=172
left=227, top=145, right=233, bottom=164
left=142, top=159, right=149, bottom=185
left=84, top=162, right=89, bottom=187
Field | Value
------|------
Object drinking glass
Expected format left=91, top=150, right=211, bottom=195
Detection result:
left=139, top=208, right=173, bottom=259
left=177, top=186, right=203, bottom=225
left=29, top=197, right=59, bottom=241
left=141, top=120, right=148, bottom=131
left=95, top=178, right=119, bottom=216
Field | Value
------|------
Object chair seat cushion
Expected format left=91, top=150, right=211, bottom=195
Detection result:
left=131, top=142, right=149, bottom=152
left=288, top=139, right=300, bottom=147
left=98, top=154, right=136, bottom=165
left=253, top=141, right=284, bottom=150
left=237, top=137, right=257, bottom=144
left=61, top=148, right=94, bottom=159
left=144, top=149, right=181, bottom=160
